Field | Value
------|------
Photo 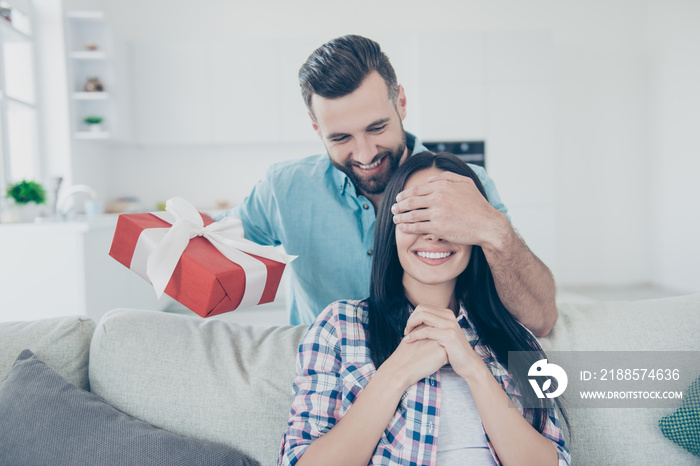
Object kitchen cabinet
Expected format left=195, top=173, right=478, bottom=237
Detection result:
left=64, top=10, right=114, bottom=140
left=120, top=31, right=553, bottom=146
left=129, top=41, right=210, bottom=144
left=276, top=37, right=325, bottom=143
left=209, top=39, right=280, bottom=144
left=419, top=83, right=487, bottom=141
left=128, top=37, right=323, bottom=145
left=415, top=31, right=486, bottom=140
left=413, top=31, right=557, bottom=271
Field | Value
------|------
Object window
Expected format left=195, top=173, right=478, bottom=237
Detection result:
left=0, top=0, right=39, bottom=194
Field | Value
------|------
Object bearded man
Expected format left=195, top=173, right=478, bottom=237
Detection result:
left=221, top=35, right=557, bottom=336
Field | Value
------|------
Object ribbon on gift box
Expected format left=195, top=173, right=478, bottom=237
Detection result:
left=129, top=197, right=295, bottom=309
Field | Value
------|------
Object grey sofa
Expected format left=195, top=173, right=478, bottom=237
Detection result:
left=1, top=293, right=699, bottom=465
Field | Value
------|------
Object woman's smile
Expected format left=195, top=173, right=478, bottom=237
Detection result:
left=412, top=249, right=456, bottom=264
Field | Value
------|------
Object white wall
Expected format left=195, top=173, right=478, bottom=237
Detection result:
left=57, top=0, right=699, bottom=292
left=553, top=15, right=651, bottom=287
left=34, top=0, right=73, bottom=186
left=102, top=142, right=322, bottom=211
left=646, top=0, right=700, bottom=293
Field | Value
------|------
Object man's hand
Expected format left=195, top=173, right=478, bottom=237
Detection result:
left=391, top=170, right=558, bottom=337
left=391, top=171, right=509, bottom=249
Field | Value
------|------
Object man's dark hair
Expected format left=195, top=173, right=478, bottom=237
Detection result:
left=299, top=35, right=399, bottom=118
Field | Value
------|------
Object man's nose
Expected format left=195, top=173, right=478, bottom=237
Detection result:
left=354, top=137, right=375, bottom=164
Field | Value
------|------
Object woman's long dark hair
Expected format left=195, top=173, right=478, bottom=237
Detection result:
left=367, top=151, right=557, bottom=433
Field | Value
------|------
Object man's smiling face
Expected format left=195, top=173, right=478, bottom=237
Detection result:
left=310, top=71, right=408, bottom=196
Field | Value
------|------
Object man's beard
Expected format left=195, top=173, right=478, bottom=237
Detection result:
left=331, top=138, right=406, bottom=196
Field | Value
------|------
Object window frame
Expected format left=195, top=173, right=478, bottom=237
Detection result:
left=0, top=0, right=40, bottom=196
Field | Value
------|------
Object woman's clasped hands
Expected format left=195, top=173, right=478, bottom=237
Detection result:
left=401, top=305, right=485, bottom=383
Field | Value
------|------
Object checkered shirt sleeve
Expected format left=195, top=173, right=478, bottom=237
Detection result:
left=278, top=302, right=345, bottom=466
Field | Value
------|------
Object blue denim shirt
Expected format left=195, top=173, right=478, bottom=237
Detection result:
left=224, top=133, right=508, bottom=324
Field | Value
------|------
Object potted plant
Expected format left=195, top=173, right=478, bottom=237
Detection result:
left=83, top=115, right=104, bottom=132
left=4, top=180, right=46, bottom=222
left=6, top=180, right=46, bottom=205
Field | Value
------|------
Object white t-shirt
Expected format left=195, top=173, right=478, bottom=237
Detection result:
left=436, top=365, right=497, bottom=465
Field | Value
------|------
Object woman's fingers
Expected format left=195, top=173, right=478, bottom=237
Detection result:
left=404, top=324, right=455, bottom=344
left=404, top=305, right=457, bottom=335
left=391, top=337, right=448, bottom=385
left=404, top=316, right=485, bottom=380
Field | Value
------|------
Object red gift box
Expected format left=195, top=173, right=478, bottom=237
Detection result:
left=109, top=210, right=287, bottom=318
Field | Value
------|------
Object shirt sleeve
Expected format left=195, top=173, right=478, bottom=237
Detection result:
left=279, top=304, right=344, bottom=466
left=468, top=163, right=511, bottom=222
left=542, top=405, right=571, bottom=466
left=217, top=167, right=282, bottom=246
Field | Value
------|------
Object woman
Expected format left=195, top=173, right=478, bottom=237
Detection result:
left=279, top=152, right=570, bottom=465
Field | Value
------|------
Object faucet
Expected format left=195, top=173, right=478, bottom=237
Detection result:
left=57, top=184, right=98, bottom=219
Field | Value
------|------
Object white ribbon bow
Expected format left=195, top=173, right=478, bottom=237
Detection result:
left=131, top=197, right=294, bottom=310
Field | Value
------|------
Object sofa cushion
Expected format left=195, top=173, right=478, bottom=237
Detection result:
left=659, top=375, right=700, bottom=456
left=0, top=349, right=259, bottom=466
left=543, top=293, right=700, bottom=465
left=0, top=315, right=95, bottom=390
left=89, top=309, right=309, bottom=466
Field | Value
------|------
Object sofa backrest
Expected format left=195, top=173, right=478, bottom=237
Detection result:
left=543, top=293, right=700, bottom=465
left=89, top=308, right=308, bottom=466
left=83, top=293, right=700, bottom=465
left=0, top=315, right=95, bottom=391
left=543, top=293, right=700, bottom=352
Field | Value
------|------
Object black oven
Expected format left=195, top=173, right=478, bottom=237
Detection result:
left=422, top=141, right=485, bottom=169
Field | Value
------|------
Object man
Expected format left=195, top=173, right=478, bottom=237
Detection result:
left=224, top=35, right=557, bottom=336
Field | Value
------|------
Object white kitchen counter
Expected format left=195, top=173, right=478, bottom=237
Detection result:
left=0, top=214, right=169, bottom=322
left=0, top=214, right=119, bottom=233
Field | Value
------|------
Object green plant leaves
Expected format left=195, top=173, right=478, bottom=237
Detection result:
left=5, top=180, right=47, bottom=205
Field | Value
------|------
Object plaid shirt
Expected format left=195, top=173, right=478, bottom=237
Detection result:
left=279, top=300, right=571, bottom=466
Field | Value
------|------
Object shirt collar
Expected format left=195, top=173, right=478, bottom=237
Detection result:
left=456, top=304, right=481, bottom=344
left=333, top=168, right=352, bottom=196
left=331, top=131, right=425, bottom=197
left=455, top=304, right=469, bottom=322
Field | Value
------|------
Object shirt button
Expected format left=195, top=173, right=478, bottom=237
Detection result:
left=367, top=249, right=373, bottom=256
left=363, top=203, right=369, bottom=210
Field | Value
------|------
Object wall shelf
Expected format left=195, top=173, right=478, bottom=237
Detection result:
left=74, top=131, right=110, bottom=140
left=5, top=94, right=35, bottom=107
left=69, top=50, right=106, bottom=60
left=72, top=92, right=109, bottom=100
left=64, top=10, right=114, bottom=141
left=0, top=3, right=31, bottom=42
left=65, top=11, right=105, bottom=20
left=0, top=16, right=30, bottom=42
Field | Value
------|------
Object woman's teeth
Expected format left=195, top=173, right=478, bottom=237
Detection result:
left=415, top=251, right=453, bottom=259
left=358, top=158, right=382, bottom=170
